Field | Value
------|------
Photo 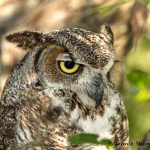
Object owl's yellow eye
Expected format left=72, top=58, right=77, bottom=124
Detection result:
left=58, top=61, right=80, bottom=74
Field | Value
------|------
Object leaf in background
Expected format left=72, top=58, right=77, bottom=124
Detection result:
left=139, top=35, right=150, bottom=51
left=133, top=89, right=150, bottom=102
left=127, top=69, right=150, bottom=89
left=127, top=69, right=150, bottom=103
left=143, top=0, right=150, bottom=5
left=90, top=0, right=127, bottom=17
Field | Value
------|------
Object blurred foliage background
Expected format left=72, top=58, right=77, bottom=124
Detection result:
left=0, top=0, right=150, bottom=149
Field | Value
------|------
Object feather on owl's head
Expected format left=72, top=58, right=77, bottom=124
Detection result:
left=6, top=24, right=115, bottom=107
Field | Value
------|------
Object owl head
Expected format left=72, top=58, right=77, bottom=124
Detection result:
left=6, top=24, right=115, bottom=107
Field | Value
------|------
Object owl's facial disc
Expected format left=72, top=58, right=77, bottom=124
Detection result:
left=56, top=53, right=104, bottom=107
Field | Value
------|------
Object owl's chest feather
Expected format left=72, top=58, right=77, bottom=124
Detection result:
left=14, top=88, right=124, bottom=150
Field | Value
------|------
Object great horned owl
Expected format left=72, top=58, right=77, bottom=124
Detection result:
left=0, top=25, right=129, bottom=150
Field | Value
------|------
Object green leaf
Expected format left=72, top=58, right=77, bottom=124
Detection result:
left=98, top=139, right=112, bottom=145
left=68, top=133, right=114, bottom=149
left=68, top=133, right=99, bottom=144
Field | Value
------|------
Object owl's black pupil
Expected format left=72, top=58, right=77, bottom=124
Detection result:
left=64, top=61, right=75, bottom=69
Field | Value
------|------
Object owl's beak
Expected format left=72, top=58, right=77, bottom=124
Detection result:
left=87, top=77, right=104, bottom=108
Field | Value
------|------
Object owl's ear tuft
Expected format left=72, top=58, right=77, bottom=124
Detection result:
left=99, top=23, right=114, bottom=45
left=6, top=31, right=45, bottom=50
